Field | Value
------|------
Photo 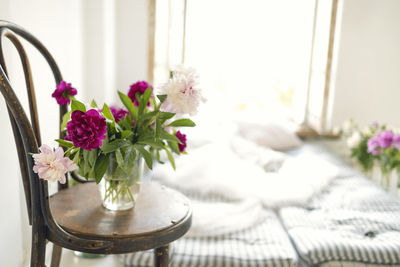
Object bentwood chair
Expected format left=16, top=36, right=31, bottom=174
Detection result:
left=0, top=20, right=191, bottom=267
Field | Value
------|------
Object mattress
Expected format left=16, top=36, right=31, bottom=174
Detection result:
left=123, top=209, right=298, bottom=267
left=280, top=175, right=400, bottom=266
left=122, top=140, right=400, bottom=267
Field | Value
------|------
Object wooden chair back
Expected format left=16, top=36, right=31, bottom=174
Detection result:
left=0, top=20, right=109, bottom=267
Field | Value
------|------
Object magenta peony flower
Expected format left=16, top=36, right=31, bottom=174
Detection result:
left=377, top=130, right=394, bottom=149
left=66, top=109, right=107, bottom=151
left=128, top=81, right=153, bottom=106
left=175, top=131, right=187, bottom=152
left=51, top=81, right=77, bottom=105
left=32, top=144, right=77, bottom=184
left=110, top=106, right=129, bottom=123
left=367, top=137, right=380, bottom=155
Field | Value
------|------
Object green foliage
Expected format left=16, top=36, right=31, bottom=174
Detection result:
left=60, top=111, right=71, bottom=131
left=118, top=91, right=138, bottom=121
left=102, top=103, right=115, bottom=122
left=59, top=87, right=194, bottom=183
left=350, top=137, right=374, bottom=172
left=347, top=122, right=400, bottom=175
left=168, top=118, right=196, bottom=127
left=71, top=100, right=86, bottom=113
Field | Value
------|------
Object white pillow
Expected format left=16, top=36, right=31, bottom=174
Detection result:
left=236, top=121, right=302, bottom=151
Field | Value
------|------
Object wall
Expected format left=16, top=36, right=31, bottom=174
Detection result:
left=0, top=0, right=149, bottom=266
left=329, top=0, right=400, bottom=128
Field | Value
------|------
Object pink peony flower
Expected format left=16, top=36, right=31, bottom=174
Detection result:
left=175, top=131, right=187, bottom=152
left=32, top=144, right=77, bottom=184
left=66, top=109, right=107, bottom=151
left=377, top=130, right=394, bottom=149
left=367, top=136, right=380, bottom=155
left=110, top=106, right=130, bottom=123
left=51, top=81, right=77, bottom=105
left=392, top=135, right=400, bottom=149
left=128, top=81, right=153, bottom=106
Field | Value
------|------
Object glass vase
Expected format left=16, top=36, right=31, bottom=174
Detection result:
left=386, top=169, right=398, bottom=198
left=99, top=153, right=144, bottom=211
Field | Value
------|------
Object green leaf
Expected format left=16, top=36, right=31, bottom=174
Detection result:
left=72, top=149, right=80, bottom=165
left=88, top=168, right=95, bottom=179
left=156, top=150, right=164, bottom=164
left=123, top=146, right=136, bottom=172
left=102, top=103, right=115, bottom=122
left=168, top=141, right=180, bottom=154
left=101, top=139, right=131, bottom=153
left=60, top=111, right=71, bottom=131
left=94, top=153, right=109, bottom=184
left=157, top=94, right=167, bottom=103
left=90, top=99, right=98, bottom=108
left=82, top=149, right=91, bottom=175
left=160, top=130, right=182, bottom=143
left=159, top=111, right=175, bottom=123
left=71, top=100, right=86, bottom=113
left=121, top=130, right=133, bottom=139
left=168, top=118, right=196, bottom=127
left=88, top=149, right=97, bottom=168
left=118, top=91, right=138, bottom=121
left=155, top=119, right=161, bottom=139
left=139, top=110, right=160, bottom=123
left=118, top=114, right=133, bottom=130
left=55, top=139, right=73, bottom=148
left=164, top=146, right=176, bottom=170
left=136, top=146, right=153, bottom=170
left=138, top=87, right=152, bottom=115
left=115, top=149, right=124, bottom=171
left=137, top=138, right=165, bottom=149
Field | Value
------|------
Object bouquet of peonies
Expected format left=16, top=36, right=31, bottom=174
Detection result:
left=343, top=120, right=400, bottom=175
left=32, top=66, right=204, bottom=209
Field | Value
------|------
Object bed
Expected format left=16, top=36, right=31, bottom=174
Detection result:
left=122, top=139, right=400, bottom=267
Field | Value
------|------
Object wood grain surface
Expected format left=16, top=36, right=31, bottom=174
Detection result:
left=50, top=182, right=191, bottom=239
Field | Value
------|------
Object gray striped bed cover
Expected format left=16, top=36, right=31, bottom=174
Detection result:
left=123, top=141, right=400, bottom=267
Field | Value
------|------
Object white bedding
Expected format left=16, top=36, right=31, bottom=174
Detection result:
left=153, top=137, right=339, bottom=237
left=123, top=140, right=400, bottom=267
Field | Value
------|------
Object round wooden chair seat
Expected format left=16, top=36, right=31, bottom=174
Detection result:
left=49, top=182, right=192, bottom=253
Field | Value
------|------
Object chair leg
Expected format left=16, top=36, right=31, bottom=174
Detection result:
left=30, top=230, right=46, bottom=267
left=50, top=245, right=62, bottom=267
left=154, top=245, right=169, bottom=267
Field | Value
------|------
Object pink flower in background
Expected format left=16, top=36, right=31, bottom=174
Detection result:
left=367, top=136, right=380, bottom=155
left=377, top=130, right=394, bottom=149
left=32, top=144, right=77, bottom=184
left=66, top=109, right=107, bottom=150
left=51, top=81, right=77, bottom=105
left=110, top=106, right=129, bottom=123
left=175, top=131, right=187, bottom=152
left=128, top=81, right=153, bottom=106
left=392, top=135, right=400, bottom=149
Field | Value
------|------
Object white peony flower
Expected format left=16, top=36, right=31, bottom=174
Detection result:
left=346, top=131, right=361, bottom=148
left=362, top=126, right=372, bottom=136
left=342, top=118, right=355, bottom=134
left=159, top=65, right=206, bottom=115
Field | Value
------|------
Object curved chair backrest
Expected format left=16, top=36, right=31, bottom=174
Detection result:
left=0, top=22, right=110, bottom=263
left=0, top=20, right=67, bottom=225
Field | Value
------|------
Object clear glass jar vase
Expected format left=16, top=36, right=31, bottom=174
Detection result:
left=99, top=153, right=144, bottom=211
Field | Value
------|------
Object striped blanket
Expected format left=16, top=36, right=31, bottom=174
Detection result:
left=123, top=209, right=298, bottom=267
left=123, top=141, right=400, bottom=267
left=280, top=175, right=400, bottom=266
